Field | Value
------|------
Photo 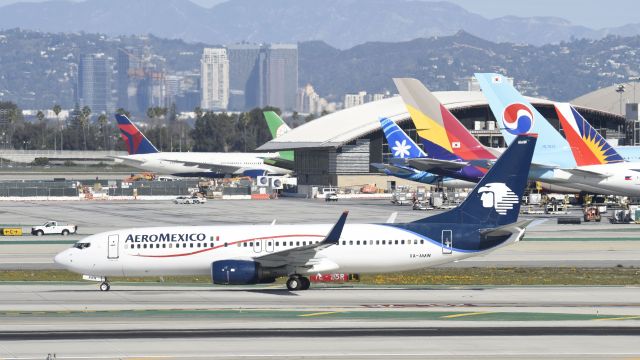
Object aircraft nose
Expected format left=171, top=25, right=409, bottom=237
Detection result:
left=53, top=250, right=70, bottom=267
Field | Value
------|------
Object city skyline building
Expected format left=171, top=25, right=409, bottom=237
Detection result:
left=227, top=43, right=261, bottom=111
left=262, top=44, right=298, bottom=111
left=200, top=48, right=229, bottom=110
left=77, top=53, right=113, bottom=114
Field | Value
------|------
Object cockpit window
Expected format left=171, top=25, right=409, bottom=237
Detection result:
left=73, top=242, right=91, bottom=250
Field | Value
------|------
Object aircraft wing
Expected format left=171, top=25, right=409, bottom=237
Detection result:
left=565, top=168, right=610, bottom=178
left=406, top=158, right=469, bottom=172
left=256, top=211, right=348, bottom=270
left=263, top=157, right=295, bottom=171
left=169, top=160, right=241, bottom=174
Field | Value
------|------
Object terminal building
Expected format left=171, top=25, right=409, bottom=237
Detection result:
left=258, top=90, right=629, bottom=192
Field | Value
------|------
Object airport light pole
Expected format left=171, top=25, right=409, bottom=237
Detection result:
left=630, top=77, right=640, bottom=103
left=616, top=84, right=626, bottom=116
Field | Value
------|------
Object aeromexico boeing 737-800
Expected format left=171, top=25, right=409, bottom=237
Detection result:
left=114, top=113, right=293, bottom=178
left=54, top=134, right=537, bottom=291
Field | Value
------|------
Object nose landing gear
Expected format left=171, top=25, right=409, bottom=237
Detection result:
left=286, top=275, right=310, bottom=291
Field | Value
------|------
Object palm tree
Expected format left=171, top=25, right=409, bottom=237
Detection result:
left=36, top=110, right=45, bottom=149
left=80, top=106, right=91, bottom=151
left=98, top=114, right=108, bottom=150
left=52, top=104, right=61, bottom=151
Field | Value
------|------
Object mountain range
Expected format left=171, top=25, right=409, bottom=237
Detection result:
left=0, top=0, right=638, bottom=48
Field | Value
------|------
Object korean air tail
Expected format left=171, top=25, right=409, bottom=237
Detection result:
left=474, top=73, right=575, bottom=168
left=263, top=111, right=294, bottom=162
left=380, top=118, right=426, bottom=159
left=418, top=134, right=536, bottom=227
left=393, top=78, right=495, bottom=161
left=555, top=103, right=624, bottom=166
left=115, top=114, right=159, bottom=155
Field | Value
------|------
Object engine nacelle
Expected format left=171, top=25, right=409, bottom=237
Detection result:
left=242, top=169, right=268, bottom=178
left=211, top=260, right=277, bottom=285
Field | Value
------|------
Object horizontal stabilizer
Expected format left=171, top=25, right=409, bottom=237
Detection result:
left=371, top=163, right=416, bottom=176
left=407, top=158, right=468, bottom=172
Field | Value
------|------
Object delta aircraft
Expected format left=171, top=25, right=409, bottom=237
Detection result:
left=54, top=133, right=537, bottom=291
left=476, top=72, right=640, bottom=196
left=114, top=112, right=293, bottom=178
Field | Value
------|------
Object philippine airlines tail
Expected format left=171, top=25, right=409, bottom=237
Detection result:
left=115, top=114, right=159, bottom=155
left=380, top=118, right=426, bottom=159
left=555, top=103, right=624, bottom=166
left=474, top=73, right=574, bottom=168
left=419, top=133, right=537, bottom=227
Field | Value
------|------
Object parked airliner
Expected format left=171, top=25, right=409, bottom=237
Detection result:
left=114, top=114, right=292, bottom=178
left=54, top=134, right=537, bottom=291
left=477, top=72, right=640, bottom=196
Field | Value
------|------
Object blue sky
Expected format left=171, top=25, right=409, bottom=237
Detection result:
left=0, top=0, right=636, bottom=28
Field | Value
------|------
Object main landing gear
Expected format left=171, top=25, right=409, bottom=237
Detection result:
left=99, top=280, right=111, bottom=292
left=286, top=275, right=310, bottom=291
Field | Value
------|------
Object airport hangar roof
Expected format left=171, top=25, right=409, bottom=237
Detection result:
left=258, top=90, right=613, bottom=151
left=572, top=81, right=640, bottom=117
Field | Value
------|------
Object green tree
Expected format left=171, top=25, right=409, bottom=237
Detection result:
left=98, top=114, right=108, bottom=150
left=80, top=106, right=91, bottom=151
left=52, top=104, right=61, bottom=150
left=36, top=110, right=45, bottom=148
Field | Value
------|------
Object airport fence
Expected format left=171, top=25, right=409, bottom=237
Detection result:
left=0, top=179, right=200, bottom=198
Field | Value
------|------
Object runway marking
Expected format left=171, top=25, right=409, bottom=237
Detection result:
left=593, top=315, right=640, bottom=321
left=299, top=311, right=341, bottom=317
left=440, top=311, right=492, bottom=319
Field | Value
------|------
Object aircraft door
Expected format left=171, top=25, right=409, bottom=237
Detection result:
left=107, top=234, right=119, bottom=259
left=253, top=239, right=262, bottom=253
left=266, top=238, right=274, bottom=253
left=441, top=230, right=452, bottom=255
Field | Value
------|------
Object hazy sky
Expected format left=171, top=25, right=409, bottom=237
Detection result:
left=0, top=0, right=636, bottom=28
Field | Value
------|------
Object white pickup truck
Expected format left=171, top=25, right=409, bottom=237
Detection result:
left=31, top=221, right=78, bottom=236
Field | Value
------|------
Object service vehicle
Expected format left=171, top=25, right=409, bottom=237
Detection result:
left=32, top=221, right=77, bottom=236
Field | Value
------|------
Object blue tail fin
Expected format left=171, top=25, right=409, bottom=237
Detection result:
left=115, top=114, right=160, bottom=155
left=380, top=118, right=427, bottom=159
left=419, top=134, right=537, bottom=226
left=474, top=73, right=575, bottom=168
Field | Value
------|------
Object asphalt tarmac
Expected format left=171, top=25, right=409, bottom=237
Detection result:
left=1, top=199, right=640, bottom=359
left=1, top=199, right=640, bottom=269
left=0, top=284, right=639, bottom=359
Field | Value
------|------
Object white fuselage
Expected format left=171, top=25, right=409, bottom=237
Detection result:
left=116, top=151, right=291, bottom=176
left=54, top=224, right=523, bottom=278
left=565, top=163, right=640, bottom=196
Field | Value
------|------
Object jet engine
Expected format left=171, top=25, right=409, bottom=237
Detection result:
left=211, top=260, right=282, bottom=285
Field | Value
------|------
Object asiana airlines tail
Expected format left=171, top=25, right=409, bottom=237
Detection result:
left=54, top=134, right=537, bottom=291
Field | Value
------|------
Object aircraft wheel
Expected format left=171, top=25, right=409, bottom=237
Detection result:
left=300, top=277, right=311, bottom=290
left=286, top=276, right=302, bottom=291
left=99, top=282, right=110, bottom=292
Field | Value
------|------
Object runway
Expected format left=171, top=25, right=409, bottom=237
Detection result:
left=0, top=284, right=639, bottom=359
left=1, top=200, right=640, bottom=358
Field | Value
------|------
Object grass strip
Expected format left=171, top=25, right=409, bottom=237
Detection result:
left=0, top=267, right=639, bottom=286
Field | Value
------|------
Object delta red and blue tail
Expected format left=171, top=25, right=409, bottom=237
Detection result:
left=115, top=114, right=159, bottom=155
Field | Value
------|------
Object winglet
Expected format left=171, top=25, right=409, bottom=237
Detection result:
left=321, top=211, right=349, bottom=245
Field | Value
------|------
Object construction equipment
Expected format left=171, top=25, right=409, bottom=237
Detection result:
left=124, top=172, right=156, bottom=182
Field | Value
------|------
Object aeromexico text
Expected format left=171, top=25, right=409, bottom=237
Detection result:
left=125, top=233, right=207, bottom=243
